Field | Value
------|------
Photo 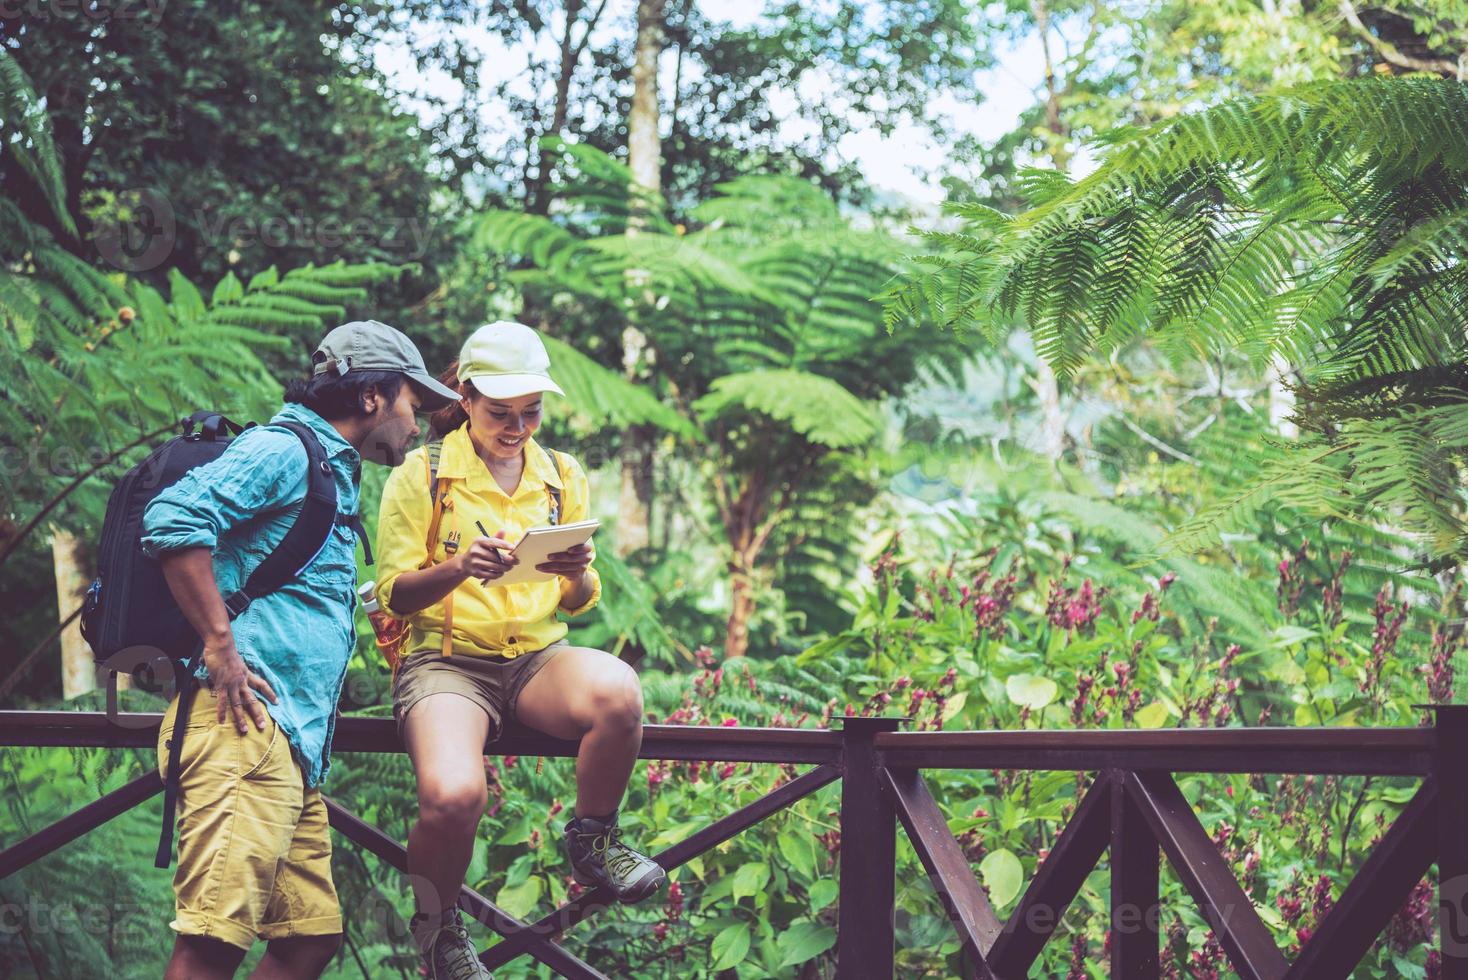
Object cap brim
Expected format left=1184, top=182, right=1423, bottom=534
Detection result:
left=467, top=374, right=565, bottom=400
left=406, top=372, right=461, bottom=412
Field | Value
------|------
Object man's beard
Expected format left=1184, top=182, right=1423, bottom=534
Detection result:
left=361, top=419, right=416, bottom=466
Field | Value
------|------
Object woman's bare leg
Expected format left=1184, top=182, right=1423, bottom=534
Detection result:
left=402, top=693, right=493, bottom=915
left=513, top=646, right=644, bottom=818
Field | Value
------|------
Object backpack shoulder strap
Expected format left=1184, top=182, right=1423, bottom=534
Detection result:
left=417, top=437, right=458, bottom=658
left=221, top=421, right=338, bottom=618
left=420, top=438, right=450, bottom=564
left=545, top=447, right=563, bottom=527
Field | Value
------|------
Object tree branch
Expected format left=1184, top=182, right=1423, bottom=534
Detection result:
left=0, top=421, right=174, bottom=568
left=1338, top=1, right=1465, bottom=78
left=0, top=605, right=83, bottom=703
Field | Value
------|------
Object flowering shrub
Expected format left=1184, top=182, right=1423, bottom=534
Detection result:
left=357, top=530, right=1452, bottom=979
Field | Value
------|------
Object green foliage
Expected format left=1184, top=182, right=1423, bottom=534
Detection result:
left=888, top=77, right=1468, bottom=565
left=472, top=145, right=962, bottom=654
left=694, top=370, right=881, bottom=450
left=4, top=0, right=455, bottom=312
left=0, top=48, right=72, bottom=238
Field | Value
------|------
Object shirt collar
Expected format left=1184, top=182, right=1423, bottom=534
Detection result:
left=272, top=403, right=359, bottom=462
left=434, top=423, right=561, bottom=492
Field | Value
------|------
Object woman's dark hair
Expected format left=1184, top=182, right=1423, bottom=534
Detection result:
left=428, top=360, right=470, bottom=437
left=283, top=370, right=407, bottom=420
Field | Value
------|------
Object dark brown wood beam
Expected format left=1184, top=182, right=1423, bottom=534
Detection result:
left=988, top=772, right=1112, bottom=977
left=884, top=767, right=1001, bottom=977
left=323, top=796, right=607, bottom=979
left=0, top=771, right=162, bottom=879
left=481, top=763, right=842, bottom=970
left=1125, top=771, right=1287, bottom=980
left=1109, top=770, right=1160, bottom=979
left=1285, top=779, right=1436, bottom=979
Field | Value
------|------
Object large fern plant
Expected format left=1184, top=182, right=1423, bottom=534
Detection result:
left=0, top=51, right=408, bottom=566
left=886, top=77, right=1468, bottom=563
left=475, top=142, right=962, bottom=656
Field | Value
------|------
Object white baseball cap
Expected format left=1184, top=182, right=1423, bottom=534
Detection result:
left=457, top=321, right=565, bottom=400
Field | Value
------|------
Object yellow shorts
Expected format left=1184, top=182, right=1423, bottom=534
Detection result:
left=156, top=687, right=342, bottom=950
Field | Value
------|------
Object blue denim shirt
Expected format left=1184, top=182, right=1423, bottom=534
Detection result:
left=141, top=403, right=362, bottom=788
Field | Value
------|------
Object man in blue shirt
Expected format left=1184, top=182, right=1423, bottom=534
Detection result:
left=144, top=321, right=458, bottom=980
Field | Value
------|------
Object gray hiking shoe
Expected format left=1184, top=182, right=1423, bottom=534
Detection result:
left=410, top=908, right=494, bottom=980
left=563, top=811, right=667, bottom=904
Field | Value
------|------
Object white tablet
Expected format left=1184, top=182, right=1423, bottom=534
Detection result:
left=488, top=519, right=600, bottom=587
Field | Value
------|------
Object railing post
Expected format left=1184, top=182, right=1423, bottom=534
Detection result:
left=1109, top=770, right=1159, bottom=979
left=1430, top=705, right=1468, bottom=977
left=835, top=715, right=903, bottom=980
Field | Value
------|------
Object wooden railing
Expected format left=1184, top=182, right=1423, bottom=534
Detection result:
left=0, top=706, right=1463, bottom=978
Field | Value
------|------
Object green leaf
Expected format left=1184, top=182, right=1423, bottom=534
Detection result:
left=168, top=268, right=206, bottom=320
left=7, top=311, right=34, bottom=350
left=711, top=922, right=752, bottom=971
left=941, top=690, right=969, bottom=722
left=1133, top=702, right=1170, bottom=728
left=247, top=265, right=280, bottom=291
left=495, top=876, right=541, bottom=920
left=778, top=832, right=817, bottom=879
left=693, top=369, right=881, bottom=448
left=1270, top=625, right=1318, bottom=648
left=808, top=878, right=838, bottom=911
left=796, top=631, right=863, bottom=665
left=211, top=271, right=244, bottom=306
left=732, top=861, right=770, bottom=901
left=777, top=920, right=837, bottom=967
left=980, top=849, right=1024, bottom=908
left=1005, top=674, right=1058, bottom=710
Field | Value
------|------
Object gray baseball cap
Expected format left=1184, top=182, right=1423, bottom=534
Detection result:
left=312, top=320, right=459, bottom=411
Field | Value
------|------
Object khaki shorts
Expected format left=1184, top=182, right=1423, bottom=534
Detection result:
left=392, top=642, right=566, bottom=741
left=156, top=687, right=342, bottom=950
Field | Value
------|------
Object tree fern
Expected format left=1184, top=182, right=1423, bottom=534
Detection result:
left=888, top=77, right=1468, bottom=564
left=0, top=48, right=73, bottom=237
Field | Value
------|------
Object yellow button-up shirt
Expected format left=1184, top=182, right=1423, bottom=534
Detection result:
left=376, top=424, right=601, bottom=659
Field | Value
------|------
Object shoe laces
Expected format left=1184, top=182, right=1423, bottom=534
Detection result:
left=425, top=918, right=488, bottom=980
left=579, top=823, right=641, bottom=879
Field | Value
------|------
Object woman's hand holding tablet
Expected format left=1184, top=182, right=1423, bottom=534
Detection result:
left=479, top=519, right=600, bottom=587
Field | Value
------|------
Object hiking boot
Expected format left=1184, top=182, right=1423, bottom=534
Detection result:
left=410, top=908, right=494, bottom=980
left=563, top=810, right=667, bottom=904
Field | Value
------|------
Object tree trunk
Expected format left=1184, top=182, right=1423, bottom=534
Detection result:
left=1029, top=0, right=1069, bottom=462
left=616, top=0, right=667, bottom=557
left=725, top=563, right=755, bottom=660
left=1033, top=356, right=1066, bottom=461
left=52, top=528, right=96, bottom=698
left=627, top=0, right=665, bottom=200
left=525, top=0, right=609, bottom=215
left=1268, top=353, right=1298, bottom=439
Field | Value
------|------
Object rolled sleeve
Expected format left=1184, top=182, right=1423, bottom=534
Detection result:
left=141, top=430, right=308, bottom=557
left=556, top=452, right=601, bottom=617
left=560, top=567, right=602, bottom=617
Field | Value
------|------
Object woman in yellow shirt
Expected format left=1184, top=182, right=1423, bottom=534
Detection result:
left=375, top=321, right=666, bottom=975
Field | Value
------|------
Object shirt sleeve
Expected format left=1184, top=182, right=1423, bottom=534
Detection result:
left=375, top=452, right=431, bottom=617
left=141, top=428, right=308, bottom=556
left=557, top=451, right=602, bottom=617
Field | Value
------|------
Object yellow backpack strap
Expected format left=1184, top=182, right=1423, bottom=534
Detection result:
left=415, top=438, right=457, bottom=659
left=545, top=447, right=563, bottom=526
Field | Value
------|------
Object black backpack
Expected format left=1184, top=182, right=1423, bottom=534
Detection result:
left=80, top=410, right=362, bottom=867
